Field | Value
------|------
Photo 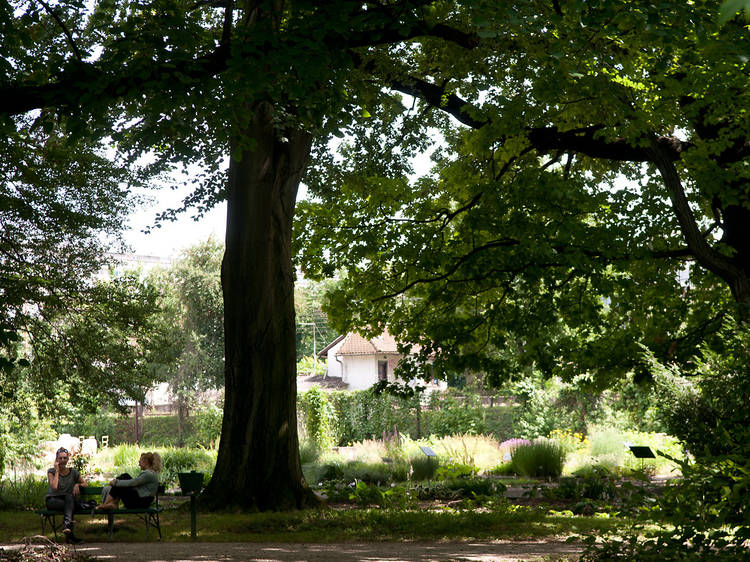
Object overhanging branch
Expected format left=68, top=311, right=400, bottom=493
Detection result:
left=388, top=74, right=692, bottom=162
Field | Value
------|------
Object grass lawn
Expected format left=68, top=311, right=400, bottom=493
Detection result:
left=1, top=501, right=648, bottom=544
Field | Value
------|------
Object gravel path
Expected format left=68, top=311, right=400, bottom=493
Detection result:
left=1, top=540, right=583, bottom=561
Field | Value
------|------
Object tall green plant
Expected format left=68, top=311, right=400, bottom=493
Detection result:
left=112, top=444, right=141, bottom=473
left=299, top=387, right=336, bottom=449
left=511, top=440, right=566, bottom=478
left=189, top=403, right=224, bottom=448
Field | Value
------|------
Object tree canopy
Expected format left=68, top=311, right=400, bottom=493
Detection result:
left=296, top=0, right=750, bottom=387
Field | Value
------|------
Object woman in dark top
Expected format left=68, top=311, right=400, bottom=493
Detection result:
left=46, top=447, right=87, bottom=543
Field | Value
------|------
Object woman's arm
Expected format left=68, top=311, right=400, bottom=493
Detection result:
left=113, top=471, right=156, bottom=488
left=47, top=465, right=59, bottom=491
left=73, top=470, right=87, bottom=496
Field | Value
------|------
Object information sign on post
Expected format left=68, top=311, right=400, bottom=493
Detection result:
left=628, top=445, right=656, bottom=472
left=178, top=471, right=204, bottom=540
left=419, top=446, right=437, bottom=457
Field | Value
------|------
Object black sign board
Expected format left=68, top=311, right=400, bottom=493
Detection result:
left=629, top=445, right=655, bottom=459
left=419, top=445, right=438, bottom=457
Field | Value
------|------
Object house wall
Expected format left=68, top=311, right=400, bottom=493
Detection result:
left=332, top=348, right=449, bottom=393
left=342, top=355, right=379, bottom=390
left=326, top=343, right=344, bottom=378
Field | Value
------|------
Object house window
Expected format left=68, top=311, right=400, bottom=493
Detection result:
left=378, top=360, right=388, bottom=381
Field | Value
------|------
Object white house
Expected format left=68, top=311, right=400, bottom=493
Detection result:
left=317, top=331, right=446, bottom=392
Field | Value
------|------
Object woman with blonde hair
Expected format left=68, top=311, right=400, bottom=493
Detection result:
left=96, top=452, right=161, bottom=511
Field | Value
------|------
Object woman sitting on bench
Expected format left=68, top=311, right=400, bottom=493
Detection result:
left=46, top=447, right=87, bottom=543
left=97, top=452, right=162, bottom=510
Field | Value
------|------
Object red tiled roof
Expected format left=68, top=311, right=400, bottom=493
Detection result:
left=336, top=331, right=405, bottom=355
left=317, top=334, right=345, bottom=358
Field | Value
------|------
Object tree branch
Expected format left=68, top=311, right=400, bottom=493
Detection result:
left=36, top=0, right=84, bottom=62
left=645, top=138, right=750, bottom=304
left=387, top=75, right=696, bottom=162
left=0, top=46, right=229, bottom=116
left=374, top=237, right=521, bottom=300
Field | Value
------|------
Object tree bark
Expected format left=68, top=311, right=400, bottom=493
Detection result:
left=204, top=101, right=320, bottom=510
left=646, top=140, right=750, bottom=316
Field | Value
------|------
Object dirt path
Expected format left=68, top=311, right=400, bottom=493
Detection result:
left=1, top=540, right=583, bottom=561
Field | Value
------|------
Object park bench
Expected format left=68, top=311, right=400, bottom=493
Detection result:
left=36, top=484, right=165, bottom=540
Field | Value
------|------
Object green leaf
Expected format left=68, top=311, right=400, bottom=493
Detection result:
left=719, top=0, right=750, bottom=23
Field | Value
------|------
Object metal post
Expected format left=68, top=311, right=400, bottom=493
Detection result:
left=190, top=493, right=197, bottom=539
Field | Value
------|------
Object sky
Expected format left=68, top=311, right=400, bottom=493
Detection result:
left=123, top=182, right=317, bottom=258
left=124, top=191, right=227, bottom=258
left=123, top=145, right=434, bottom=259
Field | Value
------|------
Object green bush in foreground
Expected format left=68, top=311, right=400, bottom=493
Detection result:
left=511, top=440, right=566, bottom=478
left=0, top=475, right=47, bottom=509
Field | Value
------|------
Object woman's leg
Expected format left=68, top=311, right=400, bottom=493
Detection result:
left=96, top=494, right=119, bottom=510
left=47, top=494, right=81, bottom=542
left=46, top=494, right=75, bottom=529
left=121, top=493, right=153, bottom=510
left=109, top=486, right=142, bottom=508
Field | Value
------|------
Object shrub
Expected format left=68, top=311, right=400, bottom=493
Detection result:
left=326, top=390, right=419, bottom=445
left=304, top=460, right=344, bottom=484
left=499, top=438, right=530, bottom=452
left=646, top=317, right=750, bottom=457
left=410, top=454, right=438, bottom=481
left=297, top=355, right=327, bottom=377
left=112, top=444, right=141, bottom=474
left=299, top=439, right=321, bottom=465
left=0, top=475, right=48, bottom=509
left=70, top=408, right=116, bottom=442
left=341, top=461, right=392, bottom=485
left=548, top=429, right=587, bottom=455
left=588, top=428, right=627, bottom=458
left=159, top=446, right=216, bottom=488
left=581, top=436, right=750, bottom=560
left=299, top=387, right=336, bottom=449
left=188, top=404, right=223, bottom=448
left=423, top=392, right=487, bottom=436
left=349, top=480, right=385, bottom=507
left=435, top=463, right=478, bottom=480
left=431, top=434, right=503, bottom=472
left=488, top=462, right=514, bottom=476
left=511, top=440, right=566, bottom=478
left=443, top=477, right=501, bottom=497
left=558, top=466, right=619, bottom=501
left=345, top=439, right=388, bottom=464
left=348, top=481, right=414, bottom=508
left=390, top=457, right=410, bottom=482
left=413, top=478, right=506, bottom=501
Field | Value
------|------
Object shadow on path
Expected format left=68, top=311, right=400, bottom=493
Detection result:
left=2, top=540, right=583, bottom=561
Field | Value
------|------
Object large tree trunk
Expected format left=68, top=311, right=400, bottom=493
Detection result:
left=205, top=101, right=319, bottom=510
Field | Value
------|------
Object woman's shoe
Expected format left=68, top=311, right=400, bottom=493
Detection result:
left=65, top=532, right=84, bottom=545
left=63, top=527, right=83, bottom=544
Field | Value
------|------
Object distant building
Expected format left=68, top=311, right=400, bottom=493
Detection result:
left=317, top=331, right=446, bottom=392
left=101, top=253, right=173, bottom=279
